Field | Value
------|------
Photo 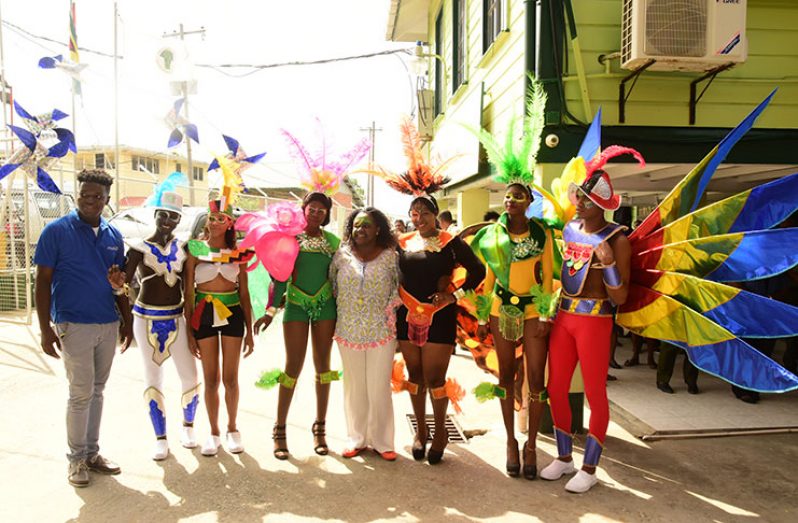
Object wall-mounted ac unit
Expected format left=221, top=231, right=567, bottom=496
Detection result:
left=621, top=0, right=747, bottom=72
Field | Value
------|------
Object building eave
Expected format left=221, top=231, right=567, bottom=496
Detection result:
left=385, top=0, right=430, bottom=43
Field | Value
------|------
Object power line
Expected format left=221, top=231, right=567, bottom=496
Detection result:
left=196, top=48, right=414, bottom=78
left=1, top=20, right=121, bottom=59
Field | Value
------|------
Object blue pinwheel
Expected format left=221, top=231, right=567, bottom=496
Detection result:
left=0, top=101, right=76, bottom=194
left=38, top=54, right=87, bottom=82
left=164, top=98, right=199, bottom=148
left=207, top=134, right=266, bottom=174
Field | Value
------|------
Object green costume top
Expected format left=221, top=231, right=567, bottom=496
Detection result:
left=269, top=230, right=340, bottom=321
left=470, top=213, right=557, bottom=326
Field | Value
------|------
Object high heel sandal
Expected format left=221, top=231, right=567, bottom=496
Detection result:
left=506, top=441, right=520, bottom=477
left=272, top=424, right=289, bottom=461
left=412, top=433, right=427, bottom=461
left=427, top=447, right=444, bottom=465
left=522, top=441, right=537, bottom=480
left=427, top=431, right=448, bottom=465
left=312, top=421, right=328, bottom=456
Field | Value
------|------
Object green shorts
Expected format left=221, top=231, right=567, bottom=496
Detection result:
left=283, top=297, right=337, bottom=323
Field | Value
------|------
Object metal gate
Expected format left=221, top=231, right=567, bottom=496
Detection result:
left=1, top=175, right=34, bottom=324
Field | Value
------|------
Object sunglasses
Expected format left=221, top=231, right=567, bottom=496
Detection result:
left=155, top=210, right=181, bottom=223
left=207, top=214, right=232, bottom=224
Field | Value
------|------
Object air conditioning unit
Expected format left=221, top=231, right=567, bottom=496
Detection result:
left=621, top=0, right=747, bottom=72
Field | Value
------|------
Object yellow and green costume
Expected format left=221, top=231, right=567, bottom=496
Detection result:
left=472, top=213, right=556, bottom=341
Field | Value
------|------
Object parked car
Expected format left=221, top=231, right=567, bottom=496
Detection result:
left=109, top=206, right=208, bottom=246
left=1, top=189, right=77, bottom=269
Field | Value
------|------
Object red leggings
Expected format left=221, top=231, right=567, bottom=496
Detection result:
left=547, top=311, right=613, bottom=444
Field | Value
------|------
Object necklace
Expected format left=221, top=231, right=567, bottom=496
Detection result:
left=298, top=233, right=333, bottom=256
left=511, top=235, right=543, bottom=261
left=404, top=232, right=443, bottom=253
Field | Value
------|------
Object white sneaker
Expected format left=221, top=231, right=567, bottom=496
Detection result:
left=226, top=431, right=244, bottom=454
left=201, top=435, right=221, bottom=456
left=152, top=439, right=169, bottom=461
left=540, top=458, right=577, bottom=480
left=565, top=470, right=599, bottom=493
left=180, top=426, right=197, bottom=449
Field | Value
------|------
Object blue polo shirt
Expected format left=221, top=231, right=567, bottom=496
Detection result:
left=34, top=211, right=125, bottom=324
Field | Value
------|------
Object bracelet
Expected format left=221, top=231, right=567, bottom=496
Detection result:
left=452, top=288, right=465, bottom=300
left=264, top=306, right=277, bottom=318
left=602, top=263, right=622, bottom=288
left=113, top=283, right=130, bottom=297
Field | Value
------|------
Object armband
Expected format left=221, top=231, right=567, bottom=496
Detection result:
left=602, top=263, right=622, bottom=288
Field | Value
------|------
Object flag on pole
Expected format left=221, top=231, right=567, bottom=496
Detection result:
left=69, top=1, right=81, bottom=96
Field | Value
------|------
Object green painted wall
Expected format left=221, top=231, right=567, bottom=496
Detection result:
left=563, top=0, right=798, bottom=128
left=430, top=0, right=529, bottom=146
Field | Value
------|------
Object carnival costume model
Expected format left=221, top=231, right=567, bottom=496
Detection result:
left=245, top=124, right=370, bottom=460
left=119, top=175, right=199, bottom=461
left=541, top=92, right=798, bottom=494
left=539, top=145, right=640, bottom=493
left=367, top=117, right=485, bottom=464
left=184, top=158, right=255, bottom=457
left=469, top=80, right=557, bottom=479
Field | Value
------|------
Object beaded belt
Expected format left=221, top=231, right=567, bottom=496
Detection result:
left=559, top=296, right=614, bottom=317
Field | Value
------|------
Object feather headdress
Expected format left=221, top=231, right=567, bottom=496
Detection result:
left=468, top=76, right=546, bottom=187
left=209, top=155, right=245, bottom=216
left=145, top=171, right=187, bottom=211
left=568, top=145, right=645, bottom=211
left=280, top=120, right=371, bottom=197
left=362, top=116, right=453, bottom=198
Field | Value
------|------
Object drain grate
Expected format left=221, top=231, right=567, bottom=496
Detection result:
left=406, top=414, right=468, bottom=443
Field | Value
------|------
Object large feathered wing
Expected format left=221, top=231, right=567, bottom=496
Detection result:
left=617, top=91, right=798, bottom=392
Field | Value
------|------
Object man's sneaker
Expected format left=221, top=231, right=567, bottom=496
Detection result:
left=87, top=454, right=121, bottom=475
left=201, top=435, right=221, bottom=456
left=153, top=439, right=169, bottom=461
left=180, top=426, right=198, bottom=449
left=68, top=460, right=90, bottom=487
left=540, top=458, right=577, bottom=480
left=565, top=469, right=599, bottom=493
left=226, top=431, right=244, bottom=454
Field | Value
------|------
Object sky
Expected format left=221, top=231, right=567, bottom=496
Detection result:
left=0, top=0, right=417, bottom=215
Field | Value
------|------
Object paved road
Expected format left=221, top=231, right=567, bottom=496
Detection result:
left=1, top=317, right=796, bottom=522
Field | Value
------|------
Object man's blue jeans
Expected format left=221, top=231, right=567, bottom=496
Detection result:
left=56, top=321, right=119, bottom=463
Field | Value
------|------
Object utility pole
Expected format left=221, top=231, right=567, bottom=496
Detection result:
left=359, top=121, right=382, bottom=207
left=113, top=1, right=120, bottom=209
left=162, top=23, right=205, bottom=205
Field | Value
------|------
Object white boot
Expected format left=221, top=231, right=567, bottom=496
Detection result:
left=201, top=435, right=221, bottom=456
left=152, top=439, right=169, bottom=461
left=180, top=426, right=197, bottom=449
left=540, top=458, right=576, bottom=480
left=565, top=470, right=599, bottom=493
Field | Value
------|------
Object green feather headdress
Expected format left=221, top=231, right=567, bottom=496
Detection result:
left=468, top=76, right=547, bottom=187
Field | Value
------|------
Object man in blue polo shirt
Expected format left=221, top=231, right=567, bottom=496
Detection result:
left=34, top=169, right=133, bottom=488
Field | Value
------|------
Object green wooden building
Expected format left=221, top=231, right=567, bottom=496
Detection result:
left=386, top=0, right=798, bottom=227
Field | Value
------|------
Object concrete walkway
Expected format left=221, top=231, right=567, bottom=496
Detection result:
left=607, top=341, right=798, bottom=437
left=1, top=316, right=796, bottom=522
